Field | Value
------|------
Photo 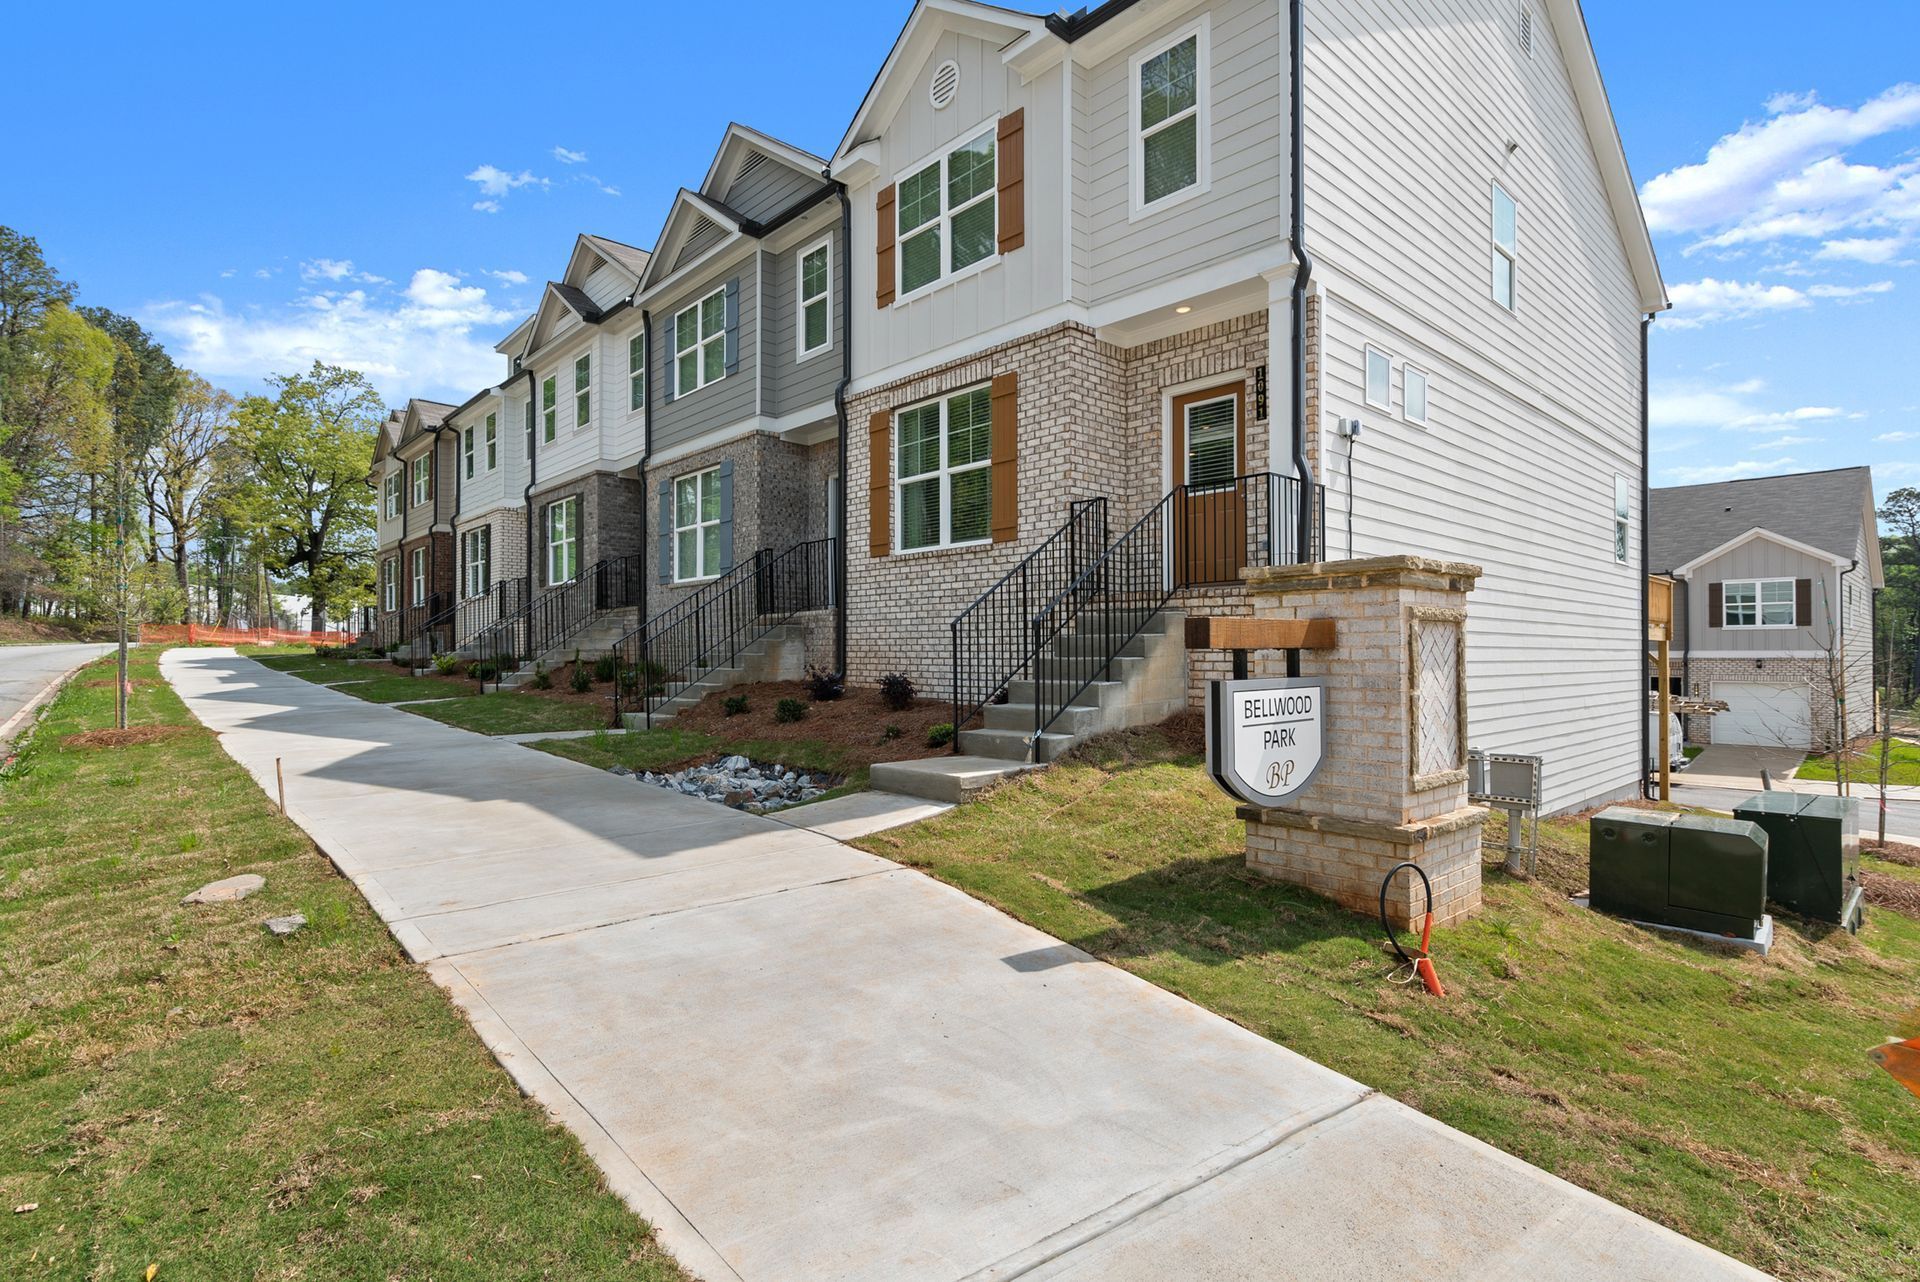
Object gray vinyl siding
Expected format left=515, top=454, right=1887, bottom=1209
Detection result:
left=677, top=217, right=730, bottom=272
left=1078, top=0, right=1287, bottom=301
left=724, top=160, right=824, bottom=224
left=651, top=259, right=758, bottom=455
left=762, top=225, right=844, bottom=419
left=1684, top=542, right=1835, bottom=655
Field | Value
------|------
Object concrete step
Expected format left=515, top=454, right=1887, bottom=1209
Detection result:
left=869, top=755, right=1034, bottom=804
left=984, top=700, right=1106, bottom=736
left=1003, top=678, right=1128, bottom=709
left=1043, top=630, right=1164, bottom=661
left=956, top=726, right=1077, bottom=764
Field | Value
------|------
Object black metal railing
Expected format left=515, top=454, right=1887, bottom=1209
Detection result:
left=367, top=609, right=402, bottom=654
left=952, top=474, right=1320, bottom=751
left=413, top=579, right=530, bottom=658
left=467, top=555, right=644, bottom=690
left=949, top=498, right=1110, bottom=739
left=611, top=537, right=835, bottom=728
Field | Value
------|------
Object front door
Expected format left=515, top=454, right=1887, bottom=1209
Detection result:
left=1171, top=384, right=1246, bottom=585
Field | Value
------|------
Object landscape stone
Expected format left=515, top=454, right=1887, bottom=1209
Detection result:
left=181, top=873, right=265, bottom=906
left=263, top=913, right=307, bottom=936
left=614, top=755, right=834, bottom=814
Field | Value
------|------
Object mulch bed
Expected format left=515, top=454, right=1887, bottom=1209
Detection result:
left=64, top=726, right=194, bottom=750
left=496, top=661, right=621, bottom=712
left=1862, top=869, right=1920, bottom=917
left=1865, top=840, right=1920, bottom=868
left=81, top=678, right=162, bottom=689
left=671, top=680, right=956, bottom=767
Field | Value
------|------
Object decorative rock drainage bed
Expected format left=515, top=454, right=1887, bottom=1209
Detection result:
left=611, top=754, right=837, bottom=813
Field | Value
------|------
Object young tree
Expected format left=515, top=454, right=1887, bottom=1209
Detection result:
left=227, top=363, right=380, bottom=630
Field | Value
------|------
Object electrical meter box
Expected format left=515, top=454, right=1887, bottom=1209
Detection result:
left=1590, top=808, right=1769, bottom=940
left=1732, top=792, right=1864, bottom=930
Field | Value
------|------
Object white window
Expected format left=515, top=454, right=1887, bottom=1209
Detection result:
left=484, top=413, right=497, bottom=470
left=1723, top=578, right=1796, bottom=628
left=574, top=352, right=591, bottom=427
left=895, top=385, right=992, bottom=552
left=383, top=472, right=400, bottom=520
left=410, top=546, right=427, bottom=606
left=463, top=526, right=491, bottom=599
left=411, top=455, right=430, bottom=507
left=463, top=426, right=476, bottom=478
left=1491, top=184, right=1518, bottom=310
left=381, top=557, right=398, bottom=612
left=674, top=288, right=727, bottom=395
left=896, top=126, right=997, bottom=298
left=1364, top=347, right=1392, bottom=410
left=541, top=375, right=557, bottom=442
left=628, top=333, right=646, bottom=411
left=1131, top=20, right=1210, bottom=216
left=797, top=238, right=831, bottom=359
left=1404, top=367, right=1430, bottom=426
left=1613, top=475, right=1630, bottom=564
left=545, top=497, right=578, bottom=586
left=673, top=467, right=724, bottom=582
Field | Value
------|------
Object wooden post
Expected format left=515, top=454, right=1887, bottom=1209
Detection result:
left=275, top=757, right=286, bottom=815
left=1657, top=636, right=1672, bottom=802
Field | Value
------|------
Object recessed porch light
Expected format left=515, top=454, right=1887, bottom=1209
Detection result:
left=1174, top=305, right=1192, bottom=314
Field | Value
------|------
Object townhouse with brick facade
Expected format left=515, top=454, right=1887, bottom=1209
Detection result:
left=369, top=399, right=459, bottom=652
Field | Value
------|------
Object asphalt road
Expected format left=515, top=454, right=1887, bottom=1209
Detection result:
left=0, top=642, right=116, bottom=751
left=1671, top=780, right=1920, bottom=844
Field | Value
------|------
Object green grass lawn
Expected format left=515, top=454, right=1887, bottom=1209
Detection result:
left=1799, top=739, right=1920, bottom=786
left=858, top=725, right=1920, bottom=1282
left=244, top=651, right=481, bottom=704
left=410, top=692, right=613, bottom=736
left=0, top=649, right=687, bottom=1279
left=537, top=726, right=869, bottom=798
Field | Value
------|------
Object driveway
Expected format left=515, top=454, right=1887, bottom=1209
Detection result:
left=1678, top=744, right=1806, bottom=791
left=163, top=648, right=1768, bottom=1282
left=0, top=641, right=116, bottom=752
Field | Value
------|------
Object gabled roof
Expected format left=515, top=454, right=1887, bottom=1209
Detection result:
left=563, top=232, right=649, bottom=290
left=637, top=189, right=747, bottom=293
left=583, top=234, right=651, bottom=280
left=700, top=123, right=827, bottom=198
left=835, top=0, right=1048, bottom=158
left=1651, top=467, right=1879, bottom=581
left=494, top=313, right=535, bottom=360
left=524, top=280, right=607, bottom=357
left=396, top=398, right=456, bottom=451
left=370, top=410, right=406, bottom=469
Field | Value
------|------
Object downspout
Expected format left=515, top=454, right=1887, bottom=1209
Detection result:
left=831, top=182, right=852, bottom=677
left=1640, top=314, right=1653, bottom=796
left=637, top=310, right=653, bottom=634
left=1288, top=0, right=1316, bottom=566
left=518, top=369, right=538, bottom=600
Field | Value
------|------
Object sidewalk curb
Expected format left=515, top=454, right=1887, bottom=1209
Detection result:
left=0, top=649, right=111, bottom=757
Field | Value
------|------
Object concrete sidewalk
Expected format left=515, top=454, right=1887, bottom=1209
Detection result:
left=164, top=649, right=1769, bottom=1282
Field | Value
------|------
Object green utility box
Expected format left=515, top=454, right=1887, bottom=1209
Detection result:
left=1589, top=808, right=1769, bottom=940
left=1733, top=792, right=1865, bottom=930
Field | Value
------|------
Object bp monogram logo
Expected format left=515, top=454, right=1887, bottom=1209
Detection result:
left=1206, top=678, right=1326, bottom=808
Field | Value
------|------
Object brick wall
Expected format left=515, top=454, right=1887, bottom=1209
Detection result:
left=529, top=471, right=645, bottom=589
left=398, top=532, right=454, bottom=640
left=1681, top=654, right=1866, bottom=749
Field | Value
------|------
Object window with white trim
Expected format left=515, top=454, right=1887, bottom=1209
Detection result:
left=1723, top=578, right=1796, bottom=628
left=1613, top=475, right=1630, bottom=564
left=672, top=467, right=724, bottom=582
left=1133, top=22, right=1208, bottom=213
left=545, top=497, right=578, bottom=586
left=381, top=556, right=398, bottom=612
left=484, top=413, right=497, bottom=470
left=797, top=238, right=831, bottom=359
left=1364, top=347, right=1392, bottom=410
left=383, top=472, right=400, bottom=520
left=463, top=426, right=476, bottom=478
left=895, top=385, right=992, bottom=551
left=574, top=352, right=591, bottom=427
left=411, top=455, right=430, bottom=506
left=897, top=126, right=997, bottom=297
left=1491, top=184, right=1518, bottom=310
left=462, top=526, right=491, bottom=599
left=628, top=333, right=646, bottom=411
left=410, top=546, right=427, bottom=606
left=541, top=375, right=557, bottom=442
left=1404, top=367, right=1430, bottom=426
left=674, top=288, right=727, bottom=395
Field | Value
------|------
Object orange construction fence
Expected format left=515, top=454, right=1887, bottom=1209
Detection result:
left=140, top=624, right=361, bottom=647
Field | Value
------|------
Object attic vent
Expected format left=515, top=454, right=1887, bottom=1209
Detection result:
left=1519, top=4, right=1534, bottom=57
left=737, top=152, right=768, bottom=180
left=929, top=59, right=961, bottom=110
left=690, top=214, right=720, bottom=241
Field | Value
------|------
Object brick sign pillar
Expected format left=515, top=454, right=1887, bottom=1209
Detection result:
left=1238, top=556, right=1487, bottom=929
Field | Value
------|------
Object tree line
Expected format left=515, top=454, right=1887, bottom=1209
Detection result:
left=0, top=225, right=383, bottom=632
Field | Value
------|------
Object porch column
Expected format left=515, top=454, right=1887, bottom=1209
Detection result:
left=1238, top=555, right=1487, bottom=929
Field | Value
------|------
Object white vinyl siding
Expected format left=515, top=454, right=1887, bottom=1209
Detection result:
left=545, top=498, right=578, bottom=586
left=674, top=289, right=727, bottom=396
left=462, top=526, right=491, bottom=599
left=541, top=376, right=557, bottom=442
left=1131, top=19, right=1210, bottom=217
left=895, top=385, right=992, bottom=552
left=1491, top=183, right=1518, bottom=310
left=409, top=547, right=427, bottom=606
left=797, top=239, right=831, bottom=359
left=574, top=353, right=591, bottom=428
left=673, top=467, right=723, bottom=582
left=1722, top=578, right=1796, bottom=629
left=896, top=124, right=998, bottom=299
left=410, top=456, right=430, bottom=507
left=629, top=333, right=646, bottom=410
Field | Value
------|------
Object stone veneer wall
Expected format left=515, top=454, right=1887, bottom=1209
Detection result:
left=529, top=471, right=646, bottom=591
left=1680, top=655, right=1865, bottom=749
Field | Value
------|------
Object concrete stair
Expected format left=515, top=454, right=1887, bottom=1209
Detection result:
left=491, top=609, right=639, bottom=690
left=618, top=624, right=808, bottom=729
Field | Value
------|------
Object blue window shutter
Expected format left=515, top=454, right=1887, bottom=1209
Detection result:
left=717, top=460, right=735, bottom=571
left=724, top=278, right=740, bottom=375
left=662, top=322, right=676, bottom=403
left=656, top=480, right=674, bottom=584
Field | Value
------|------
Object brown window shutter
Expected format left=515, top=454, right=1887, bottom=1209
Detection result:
left=997, top=110, right=1026, bottom=255
left=875, top=184, right=897, bottom=309
left=868, top=410, right=892, bottom=557
left=1795, top=578, right=1812, bottom=626
left=1706, top=581, right=1722, bottom=628
left=990, top=372, right=1018, bottom=543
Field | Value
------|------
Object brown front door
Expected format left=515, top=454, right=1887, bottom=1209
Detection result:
left=1171, top=384, right=1246, bottom=585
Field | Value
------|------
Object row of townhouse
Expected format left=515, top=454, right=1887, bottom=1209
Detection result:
left=367, top=0, right=1667, bottom=813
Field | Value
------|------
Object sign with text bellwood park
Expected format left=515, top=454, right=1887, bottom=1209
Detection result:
left=1205, top=678, right=1327, bottom=808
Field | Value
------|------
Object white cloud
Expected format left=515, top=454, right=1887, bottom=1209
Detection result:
left=141, top=268, right=513, bottom=403
left=1651, top=378, right=1858, bottom=435
left=1664, top=278, right=1810, bottom=327
left=581, top=173, right=621, bottom=197
left=464, top=164, right=548, bottom=212
left=253, top=268, right=273, bottom=279
left=1748, top=434, right=1820, bottom=449
left=1875, top=431, right=1918, bottom=443
left=553, top=146, right=588, bottom=164
left=1640, top=84, right=1920, bottom=253
left=218, top=268, right=236, bottom=279
left=1807, top=280, right=1895, bottom=298
left=1816, top=236, right=1910, bottom=263
left=472, top=199, right=501, bottom=214
left=1663, top=457, right=1799, bottom=484
left=299, top=258, right=389, bottom=286
left=484, top=268, right=529, bottom=286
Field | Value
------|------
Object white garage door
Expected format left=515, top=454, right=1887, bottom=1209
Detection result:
left=1714, top=682, right=1812, bottom=748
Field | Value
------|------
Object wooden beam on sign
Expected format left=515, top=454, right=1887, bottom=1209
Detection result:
left=1183, top=617, right=1337, bottom=651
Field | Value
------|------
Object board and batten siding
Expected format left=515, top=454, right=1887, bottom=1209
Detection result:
left=847, top=28, right=1067, bottom=382
left=761, top=220, right=844, bottom=419
left=1683, top=541, right=1839, bottom=656
left=725, top=159, right=825, bottom=225
left=1075, top=0, right=1287, bottom=304
left=651, top=255, right=759, bottom=457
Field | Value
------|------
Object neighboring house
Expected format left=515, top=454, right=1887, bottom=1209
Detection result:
left=368, top=400, right=458, bottom=651
left=1650, top=467, right=1881, bottom=751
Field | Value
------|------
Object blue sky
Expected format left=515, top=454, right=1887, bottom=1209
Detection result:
left=6, top=1, right=1917, bottom=497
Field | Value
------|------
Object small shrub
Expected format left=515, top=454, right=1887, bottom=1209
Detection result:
left=593, top=653, right=620, bottom=683
left=883, top=724, right=902, bottom=740
left=724, top=694, right=750, bottom=717
left=469, top=661, right=498, bottom=682
left=431, top=653, right=462, bottom=676
left=390, top=653, right=411, bottom=668
left=775, top=698, right=808, bottom=724
left=569, top=652, right=593, bottom=693
left=878, top=672, right=916, bottom=711
left=804, top=666, right=845, bottom=702
left=926, top=722, right=956, bottom=749
left=530, top=661, right=552, bottom=691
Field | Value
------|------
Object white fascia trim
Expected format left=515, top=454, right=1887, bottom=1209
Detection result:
left=643, top=403, right=838, bottom=471
left=849, top=301, right=1085, bottom=396
left=1088, top=243, right=1294, bottom=331
left=702, top=124, right=828, bottom=196
left=1670, top=528, right=1847, bottom=578
left=634, top=232, right=753, bottom=311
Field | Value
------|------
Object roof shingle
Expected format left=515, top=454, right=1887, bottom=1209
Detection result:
left=1649, top=467, right=1872, bottom=572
